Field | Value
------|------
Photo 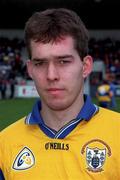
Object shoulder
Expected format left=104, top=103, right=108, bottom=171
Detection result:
left=97, top=107, right=120, bottom=122
left=0, top=118, right=26, bottom=164
left=100, top=107, right=120, bottom=115
left=0, top=117, right=26, bottom=141
left=0, top=116, right=40, bottom=145
left=89, top=107, right=120, bottom=138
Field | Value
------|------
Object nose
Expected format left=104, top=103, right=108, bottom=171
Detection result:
left=47, top=62, right=59, bottom=81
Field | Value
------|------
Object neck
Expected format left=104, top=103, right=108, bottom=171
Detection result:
left=41, top=96, right=84, bottom=131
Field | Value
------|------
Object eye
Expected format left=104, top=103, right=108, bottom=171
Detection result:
left=33, top=60, right=48, bottom=66
left=59, top=59, right=71, bottom=65
left=34, top=61, right=44, bottom=66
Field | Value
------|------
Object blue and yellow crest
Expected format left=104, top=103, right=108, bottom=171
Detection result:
left=12, top=147, right=35, bottom=170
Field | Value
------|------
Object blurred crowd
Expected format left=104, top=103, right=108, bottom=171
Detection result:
left=0, top=36, right=120, bottom=99
left=89, top=37, right=120, bottom=85
left=0, top=37, right=28, bottom=99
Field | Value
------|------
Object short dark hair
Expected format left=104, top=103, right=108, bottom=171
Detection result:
left=24, top=8, right=89, bottom=59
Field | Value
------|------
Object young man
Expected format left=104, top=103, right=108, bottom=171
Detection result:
left=0, top=8, right=120, bottom=179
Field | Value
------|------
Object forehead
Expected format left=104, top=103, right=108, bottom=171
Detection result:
left=30, top=36, right=75, bottom=55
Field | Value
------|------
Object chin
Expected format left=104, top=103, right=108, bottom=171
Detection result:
left=48, top=106, right=67, bottom=111
left=47, top=101, right=71, bottom=111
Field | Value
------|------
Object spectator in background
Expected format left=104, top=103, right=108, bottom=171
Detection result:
left=0, top=69, right=8, bottom=99
left=0, top=75, right=7, bottom=99
left=108, top=74, right=117, bottom=109
left=8, top=71, right=16, bottom=99
left=96, top=79, right=113, bottom=108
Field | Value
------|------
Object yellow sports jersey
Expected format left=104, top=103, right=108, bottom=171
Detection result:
left=0, top=95, right=120, bottom=180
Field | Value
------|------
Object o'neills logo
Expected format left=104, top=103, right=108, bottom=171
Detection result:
left=45, top=142, right=69, bottom=151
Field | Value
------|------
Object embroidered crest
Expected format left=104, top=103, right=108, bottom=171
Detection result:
left=86, top=147, right=106, bottom=172
left=12, top=147, right=35, bottom=170
left=81, top=139, right=111, bottom=172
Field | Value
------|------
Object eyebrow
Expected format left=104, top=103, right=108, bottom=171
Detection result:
left=56, top=55, right=73, bottom=59
left=32, top=55, right=73, bottom=62
left=31, top=58, right=47, bottom=62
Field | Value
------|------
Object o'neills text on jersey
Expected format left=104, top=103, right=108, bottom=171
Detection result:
left=45, top=142, right=69, bottom=150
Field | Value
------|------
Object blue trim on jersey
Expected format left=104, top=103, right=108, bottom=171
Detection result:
left=25, top=101, right=43, bottom=125
left=25, top=95, right=99, bottom=139
left=76, top=95, right=97, bottom=120
left=0, top=170, right=5, bottom=180
left=54, top=118, right=82, bottom=139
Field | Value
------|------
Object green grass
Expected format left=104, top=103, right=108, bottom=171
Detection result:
left=0, top=97, right=120, bottom=131
left=0, top=98, right=38, bottom=131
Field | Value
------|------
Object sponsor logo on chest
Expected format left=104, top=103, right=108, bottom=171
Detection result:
left=12, top=147, right=35, bottom=170
left=45, top=142, right=69, bottom=150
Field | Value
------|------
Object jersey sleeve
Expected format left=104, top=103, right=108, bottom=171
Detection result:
left=0, top=169, right=5, bottom=180
left=0, top=134, right=5, bottom=180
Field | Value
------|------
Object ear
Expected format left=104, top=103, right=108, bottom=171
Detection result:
left=26, top=60, right=33, bottom=79
left=82, top=55, right=93, bottom=78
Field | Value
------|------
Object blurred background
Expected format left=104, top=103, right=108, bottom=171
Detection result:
left=0, top=0, right=120, bottom=130
left=0, top=0, right=120, bottom=29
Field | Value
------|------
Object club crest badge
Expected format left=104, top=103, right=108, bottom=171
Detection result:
left=81, top=139, right=111, bottom=172
left=12, top=147, right=35, bottom=170
left=86, top=147, right=106, bottom=172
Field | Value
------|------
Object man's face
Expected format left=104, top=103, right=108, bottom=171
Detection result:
left=27, top=36, right=92, bottom=111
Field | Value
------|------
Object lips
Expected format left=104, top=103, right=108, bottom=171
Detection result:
left=47, top=88, right=63, bottom=91
left=47, top=88, right=64, bottom=95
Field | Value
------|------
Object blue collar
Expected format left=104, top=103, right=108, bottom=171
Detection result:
left=25, top=95, right=99, bottom=138
left=25, top=95, right=98, bottom=125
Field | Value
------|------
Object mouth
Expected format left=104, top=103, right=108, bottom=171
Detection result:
left=47, top=88, right=65, bottom=95
left=47, top=88, right=64, bottom=91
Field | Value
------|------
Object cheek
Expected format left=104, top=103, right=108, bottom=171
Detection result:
left=33, top=73, right=41, bottom=83
left=65, top=67, right=84, bottom=86
left=32, top=71, right=45, bottom=88
left=74, top=68, right=84, bottom=87
left=72, top=66, right=84, bottom=79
